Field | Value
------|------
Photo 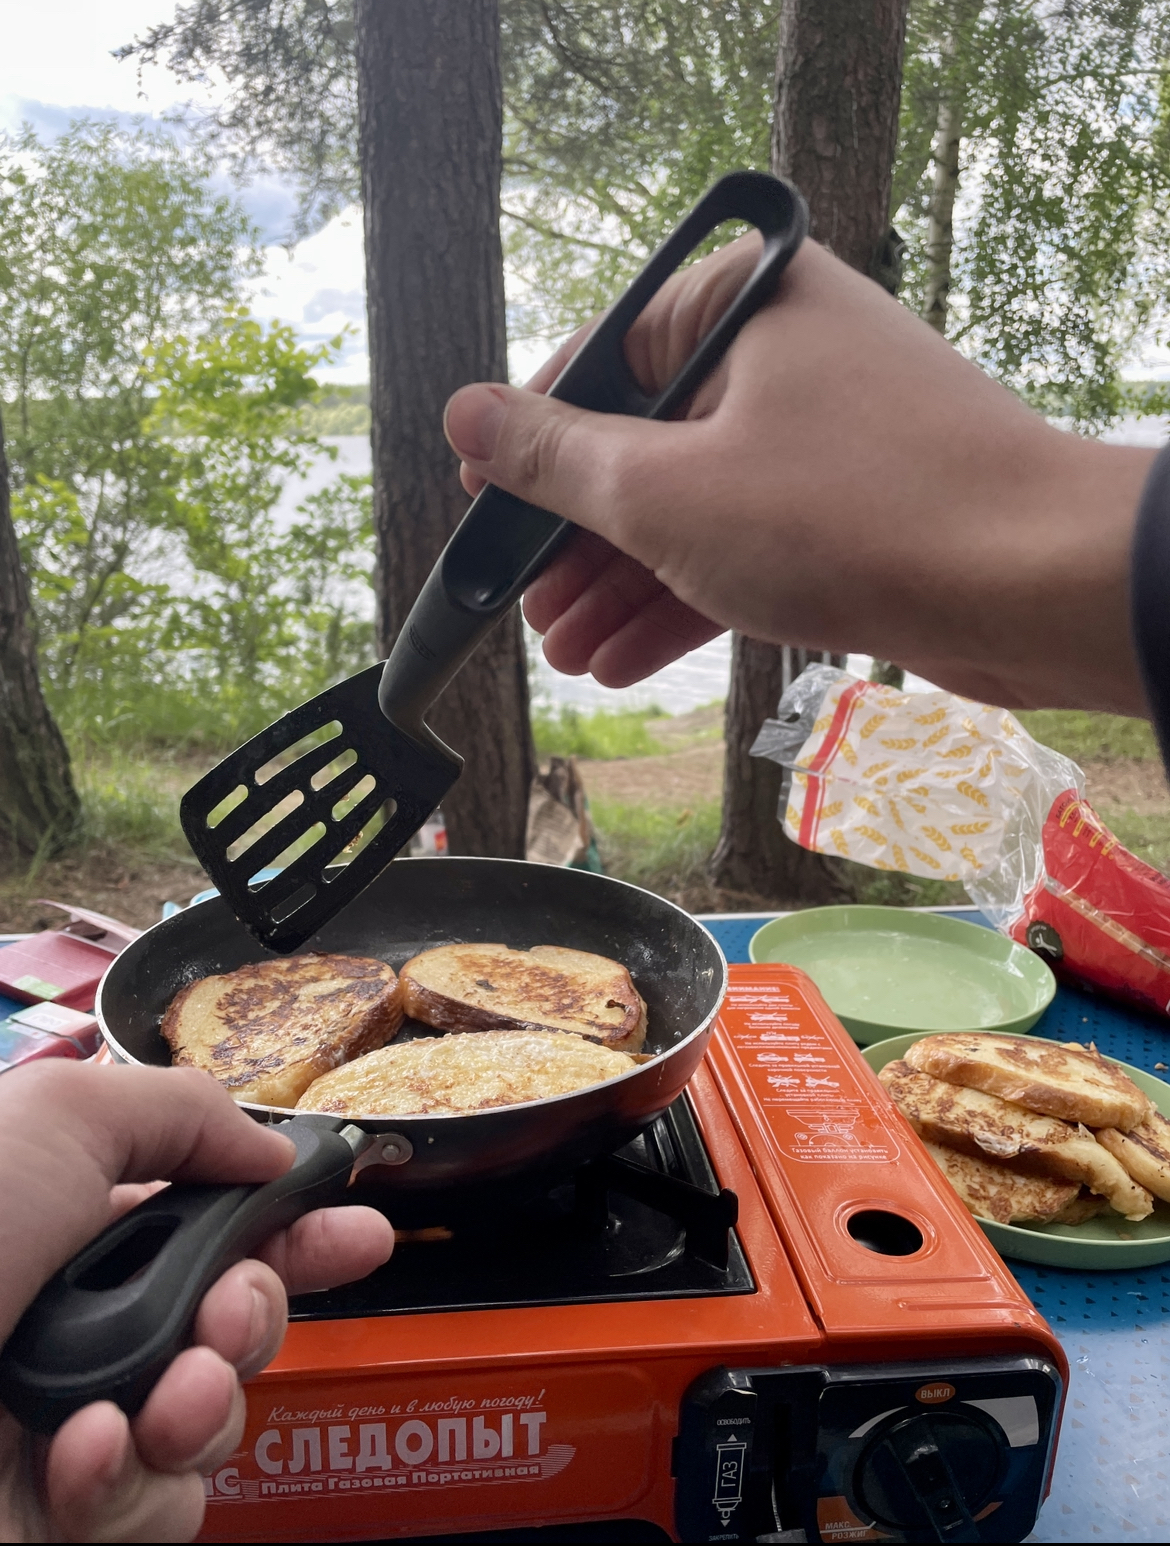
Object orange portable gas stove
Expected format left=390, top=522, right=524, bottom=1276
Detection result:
left=200, top=964, right=1066, bottom=1545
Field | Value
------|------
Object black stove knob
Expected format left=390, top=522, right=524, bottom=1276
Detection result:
left=852, top=1408, right=1004, bottom=1542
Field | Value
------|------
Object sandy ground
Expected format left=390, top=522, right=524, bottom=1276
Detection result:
left=0, top=847, right=209, bottom=935
left=1079, top=757, right=1170, bottom=814
left=582, top=743, right=725, bottom=807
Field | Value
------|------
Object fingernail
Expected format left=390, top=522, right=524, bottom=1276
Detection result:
left=246, top=1287, right=269, bottom=1361
left=444, top=384, right=507, bottom=462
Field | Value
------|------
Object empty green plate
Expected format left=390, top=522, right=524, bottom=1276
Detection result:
left=863, top=1032, right=1170, bottom=1269
left=749, top=905, right=1054, bottom=1045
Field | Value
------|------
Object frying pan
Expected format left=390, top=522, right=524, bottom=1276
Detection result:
left=0, top=860, right=726, bottom=1434
left=97, top=856, right=728, bottom=1196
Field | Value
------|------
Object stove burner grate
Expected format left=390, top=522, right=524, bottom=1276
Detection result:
left=288, top=1097, right=754, bottom=1320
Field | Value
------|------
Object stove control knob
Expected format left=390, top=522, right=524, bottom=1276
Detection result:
left=852, top=1408, right=1003, bottom=1541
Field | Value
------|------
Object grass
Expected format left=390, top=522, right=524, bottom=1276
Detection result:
left=532, top=703, right=666, bottom=760
left=1092, top=808, right=1170, bottom=875
left=72, top=744, right=195, bottom=858
left=590, top=798, right=722, bottom=896
left=1014, top=709, right=1159, bottom=763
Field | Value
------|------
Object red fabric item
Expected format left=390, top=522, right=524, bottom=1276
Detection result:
left=1009, top=789, right=1170, bottom=1015
left=0, top=932, right=111, bottom=1010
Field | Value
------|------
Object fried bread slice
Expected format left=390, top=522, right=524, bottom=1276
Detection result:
left=295, top=1028, right=636, bottom=1116
left=879, top=1059, right=1153, bottom=1219
left=903, top=1033, right=1151, bottom=1130
left=398, top=943, right=647, bottom=1054
left=162, top=953, right=402, bottom=1107
left=921, top=1141, right=1098, bottom=1225
left=1097, top=1109, right=1170, bottom=1203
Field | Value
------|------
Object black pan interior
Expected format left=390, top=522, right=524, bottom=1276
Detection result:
left=100, top=857, right=725, bottom=1071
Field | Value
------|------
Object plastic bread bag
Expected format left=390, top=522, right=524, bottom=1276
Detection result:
left=752, top=664, right=1170, bottom=1017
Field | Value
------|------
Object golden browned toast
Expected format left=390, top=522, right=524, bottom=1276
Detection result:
left=296, top=1028, right=635, bottom=1116
left=398, top=943, right=647, bottom=1054
left=904, top=1033, right=1151, bottom=1130
left=1097, top=1109, right=1170, bottom=1203
left=162, top=953, right=402, bottom=1107
left=920, top=1141, right=1099, bottom=1226
left=879, top=1059, right=1153, bottom=1219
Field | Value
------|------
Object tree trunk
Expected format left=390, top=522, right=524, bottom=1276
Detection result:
left=0, top=407, right=81, bottom=866
left=922, top=89, right=963, bottom=334
left=712, top=0, right=910, bottom=900
left=772, top=0, right=911, bottom=275
left=712, top=638, right=852, bottom=905
left=355, top=0, right=534, bottom=858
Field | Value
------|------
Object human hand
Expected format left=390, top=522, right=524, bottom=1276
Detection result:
left=446, top=235, right=1155, bottom=714
left=0, top=1061, right=393, bottom=1542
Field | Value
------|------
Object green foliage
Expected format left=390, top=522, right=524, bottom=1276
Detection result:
left=301, top=385, right=371, bottom=435
left=1014, top=709, right=1161, bottom=764
left=500, top=2, right=778, bottom=340
left=117, top=0, right=359, bottom=239
left=73, top=745, right=193, bottom=857
left=128, top=2, right=1170, bottom=424
left=898, top=1, right=1170, bottom=424
left=532, top=703, right=666, bottom=759
left=0, top=122, right=375, bottom=752
left=591, top=797, right=722, bottom=894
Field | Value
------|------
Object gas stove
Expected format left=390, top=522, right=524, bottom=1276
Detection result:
left=199, top=965, right=1067, bottom=1545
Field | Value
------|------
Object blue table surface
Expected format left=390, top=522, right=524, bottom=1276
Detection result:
left=697, top=911, right=1170, bottom=1541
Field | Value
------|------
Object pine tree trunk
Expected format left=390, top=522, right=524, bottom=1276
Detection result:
left=354, top=0, right=534, bottom=858
left=712, top=0, right=910, bottom=901
left=0, top=408, right=81, bottom=866
left=712, top=638, right=852, bottom=905
left=922, top=92, right=963, bottom=334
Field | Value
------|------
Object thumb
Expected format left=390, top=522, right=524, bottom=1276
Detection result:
left=443, top=381, right=674, bottom=538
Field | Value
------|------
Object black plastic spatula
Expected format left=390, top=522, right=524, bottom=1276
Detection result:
left=180, top=171, right=808, bottom=952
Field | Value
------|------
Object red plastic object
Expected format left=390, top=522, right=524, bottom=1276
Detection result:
left=0, top=1023, right=84, bottom=1069
left=1010, top=790, right=1170, bottom=1016
left=0, top=933, right=112, bottom=1010
left=8, top=1003, right=101, bottom=1056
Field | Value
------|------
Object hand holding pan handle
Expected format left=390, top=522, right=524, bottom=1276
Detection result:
left=0, top=1117, right=369, bottom=1435
left=0, top=177, right=807, bottom=1440
left=379, top=170, right=808, bottom=740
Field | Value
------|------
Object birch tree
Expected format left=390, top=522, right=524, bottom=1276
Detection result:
left=897, top=0, right=1170, bottom=417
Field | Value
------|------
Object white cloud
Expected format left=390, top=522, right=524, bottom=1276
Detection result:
left=248, top=208, right=369, bottom=382
left=0, top=2, right=199, bottom=118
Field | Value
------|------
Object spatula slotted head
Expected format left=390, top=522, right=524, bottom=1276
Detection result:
left=180, top=664, right=461, bottom=952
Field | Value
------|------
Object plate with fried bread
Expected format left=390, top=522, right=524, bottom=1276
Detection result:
left=863, top=1030, right=1170, bottom=1267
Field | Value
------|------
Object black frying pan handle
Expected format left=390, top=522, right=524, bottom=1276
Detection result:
left=0, top=1117, right=362, bottom=1436
left=379, top=170, right=808, bottom=735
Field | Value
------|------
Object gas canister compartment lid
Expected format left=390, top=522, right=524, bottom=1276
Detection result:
left=673, top=1356, right=1062, bottom=1545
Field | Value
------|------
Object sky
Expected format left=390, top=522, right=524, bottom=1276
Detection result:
left=0, top=0, right=373, bottom=382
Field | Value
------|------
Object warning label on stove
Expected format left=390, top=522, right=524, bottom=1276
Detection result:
left=781, top=1106, right=898, bottom=1163
left=715, top=971, right=901, bottom=1164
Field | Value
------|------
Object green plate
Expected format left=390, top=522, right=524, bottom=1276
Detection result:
left=863, top=1032, right=1170, bottom=1269
left=749, top=905, right=1054, bottom=1045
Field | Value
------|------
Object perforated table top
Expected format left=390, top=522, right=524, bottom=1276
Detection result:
left=698, top=910, right=1170, bottom=1543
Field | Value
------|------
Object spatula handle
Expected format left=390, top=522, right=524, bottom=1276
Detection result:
left=379, top=170, right=808, bottom=737
left=0, top=1118, right=363, bottom=1435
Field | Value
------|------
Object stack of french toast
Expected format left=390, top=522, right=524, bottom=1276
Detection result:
left=879, top=1033, right=1170, bottom=1227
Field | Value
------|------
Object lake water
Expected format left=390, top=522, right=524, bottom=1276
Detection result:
left=284, top=418, right=1168, bottom=716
